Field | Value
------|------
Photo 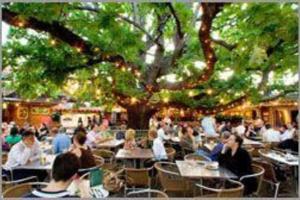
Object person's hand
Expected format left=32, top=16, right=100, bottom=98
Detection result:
left=221, top=144, right=228, bottom=154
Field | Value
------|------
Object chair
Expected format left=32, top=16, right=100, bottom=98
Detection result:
left=154, top=162, right=190, bottom=197
left=127, top=189, right=168, bottom=198
left=195, top=178, right=244, bottom=197
left=184, top=153, right=211, bottom=162
left=124, top=167, right=152, bottom=196
left=92, top=149, right=121, bottom=172
left=165, top=147, right=176, bottom=162
left=239, top=164, right=265, bottom=196
left=243, top=146, right=255, bottom=155
left=92, top=149, right=115, bottom=164
left=253, top=160, right=281, bottom=198
left=2, top=153, right=8, bottom=165
left=94, top=155, right=105, bottom=167
left=2, top=182, right=48, bottom=198
left=2, top=176, right=38, bottom=193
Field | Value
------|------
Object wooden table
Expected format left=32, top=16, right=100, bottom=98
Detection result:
left=116, top=148, right=154, bottom=168
left=176, top=160, right=237, bottom=179
left=96, top=139, right=124, bottom=149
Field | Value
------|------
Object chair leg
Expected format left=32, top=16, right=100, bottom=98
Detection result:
left=274, top=183, right=280, bottom=198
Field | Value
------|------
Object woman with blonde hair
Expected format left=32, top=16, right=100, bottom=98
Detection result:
left=123, top=129, right=137, bottom=149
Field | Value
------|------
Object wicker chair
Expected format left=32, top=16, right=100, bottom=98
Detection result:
left=184, top=153, right=211, bottom=162
left=3, top=182, right=48, bottom=198
left=165, top=147, right=176, bottom=162
left=127, top=189, right=168, bottom=198
left=92, top=149, right=122, bottom=172
left=2, top=176, right=38, bottom=193
left=243, top=146, right=255, bottom=155
left=124, top=167, right=152, bottom=196
left=154, top=162, right=190, bottom=197
left=195, top=179, right=244, bottom=197
left=253, top=160, right=281, bottom=198
left=240, top=164, right=265, bottom=196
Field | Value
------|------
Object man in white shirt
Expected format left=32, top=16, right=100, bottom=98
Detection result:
left=235, top=120, right=246, bottom=137
left=85, top=124, right=110, bottom=148
left=279, top=124, right=294, bottom=141
left=201, top=115, right=218, bottom=137
left=2, top=130, right=47, bottom=181
left=262, top=124, right=280, bottom=143
left=157, top=122, right=170, bottom=141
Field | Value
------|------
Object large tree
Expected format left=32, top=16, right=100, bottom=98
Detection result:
left=2, top=2, right=298, bottom=128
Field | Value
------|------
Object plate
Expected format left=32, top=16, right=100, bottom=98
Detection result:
left=205, top=165, right=219, bottom=170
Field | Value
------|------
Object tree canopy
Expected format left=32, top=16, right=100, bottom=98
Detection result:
left=2, top=2, right=298, bottom=114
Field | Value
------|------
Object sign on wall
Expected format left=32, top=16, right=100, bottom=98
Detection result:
left=31, top=107, right=50, bottom=115
left=17, top=107, right=29, bottom=120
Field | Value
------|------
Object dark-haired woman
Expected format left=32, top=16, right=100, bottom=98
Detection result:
left=70, top=131, right=96, bottom=171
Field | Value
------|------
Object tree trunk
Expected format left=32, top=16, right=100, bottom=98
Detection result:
left=126, top=104, right=156, bottom=130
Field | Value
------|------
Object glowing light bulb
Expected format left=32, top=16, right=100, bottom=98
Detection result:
left=206, top=89, right=213, bottom=95
left=50, top=39, right=57, bottom=46
left=163, top=97, right=169, bottom=103
left=188, top=91, right=194, bottom=97
left=131, top=97, right=137, bottom=104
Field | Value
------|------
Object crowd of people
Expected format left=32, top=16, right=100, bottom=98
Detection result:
left=1, top=113, right=299, bottom=197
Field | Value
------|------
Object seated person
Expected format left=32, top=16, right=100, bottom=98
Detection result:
left=115, top=124, right=126, bottom=140
left=278, top=131, right=298, bottom=153
left=123, top=129, right=137, bottom=150
left=144, top=129, right=168, bottom=170
left=86, top=124, right=110, bottom=148
left=262, top=124, right=280, bottom=143
left=150, top=129, right=168, bottom=161
left=5, top=125, right=21, bottom=146
left=197, top=131, right=231, bottom=161
left=180, top=126, right=197, bottom=151
left=52, top=127, right=71, bottom=154
left=2, top=130, right=47, bottom=181
left=218, top=133, right=257, bottom=195
left=70, top=130, right=96, bottom=170
left=157, top=122, right=170, bottom=141
left=24, top=152, right=80, bottom=198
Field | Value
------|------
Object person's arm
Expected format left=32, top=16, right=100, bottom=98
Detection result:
left=29, top=141, right=41, bottom=162
left=52, top=137, right=59, bottom=154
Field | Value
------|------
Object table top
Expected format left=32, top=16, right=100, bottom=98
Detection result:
left=243, top=138, right=263, bottom=146
left=116, top=148, right=154, bottom=159
left=13, top=154, right=56, bottom=171
left=259, top=150, right=298, bottom=166
left=96, top=139, right=124, bottom=148
left=176, top=160, right=237, bottom=179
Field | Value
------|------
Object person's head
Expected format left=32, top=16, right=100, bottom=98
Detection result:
left=52, top=152, right=80, bottom=184
left=92, top=124, right=100, bottom=133
left=51, top=127, right=59, bottom=136
left=125, top=129, right=136, bottom=141
left=221, top=131, right=231, bottom=143
left=22, top=130, right=35, bottom=147
left=226, top=133, right=243, bottom=150
left=73, top=130, right=87, bottom=146
left=265, top=124, right=272, bottom=130
left=148, top=129, right=158, bottom=140
left=187, top=126, right=194, bottom=136
left=10, top=125, right=19, bottom=136
left=279, top=124, right=287, bottom=133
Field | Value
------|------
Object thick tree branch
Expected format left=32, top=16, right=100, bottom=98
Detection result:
left=2, top=8, right=141, bottom=73
left=157, top=3, right=225, bottom=91
left=167, top=3, right=184, bottom=39
left=211, top=38, right=237, bottom=51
